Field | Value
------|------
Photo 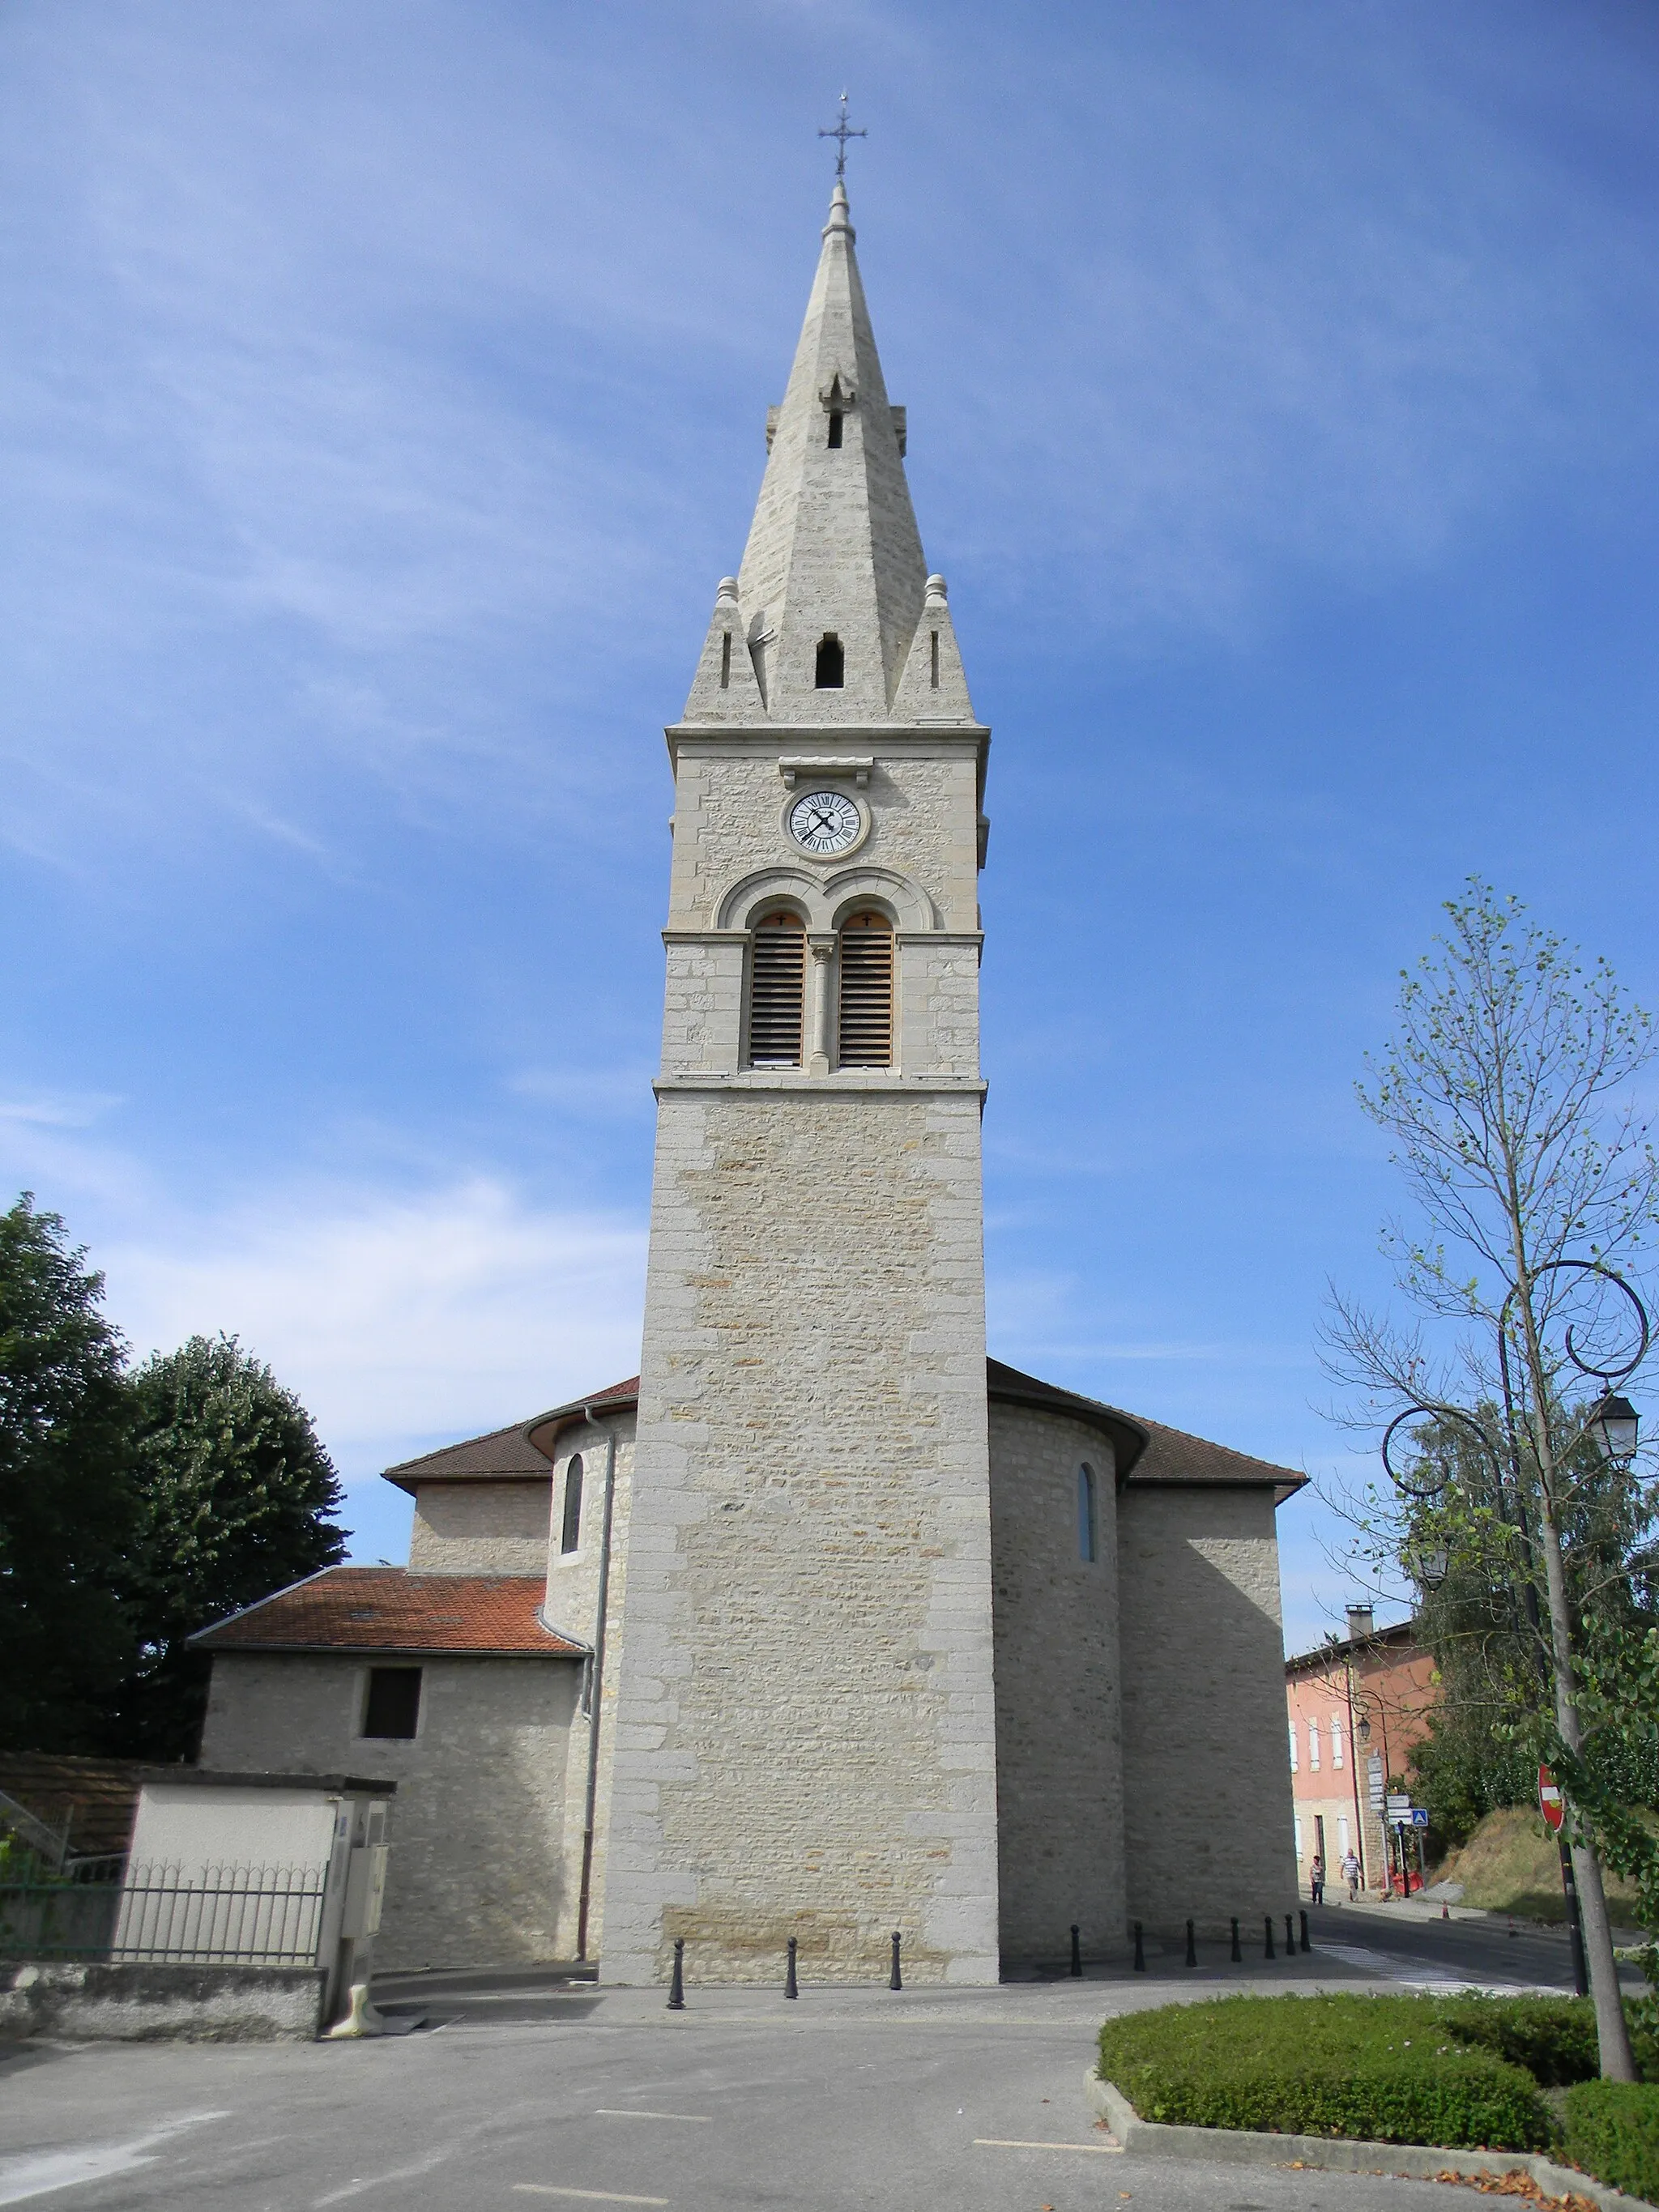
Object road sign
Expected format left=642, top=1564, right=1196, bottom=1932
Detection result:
left=1539, top=1764, right=1565, bottom=1835
left=1386, top=1792, right=1411, bottom=1817
left=1409, top=1808, right=1430, bottom=1829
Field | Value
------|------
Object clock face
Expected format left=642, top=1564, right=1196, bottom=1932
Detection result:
left=788, top=788, right=862, bottom=855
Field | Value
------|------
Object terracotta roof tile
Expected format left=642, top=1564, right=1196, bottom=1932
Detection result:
left=191, top=1568, right=586, bottom=1657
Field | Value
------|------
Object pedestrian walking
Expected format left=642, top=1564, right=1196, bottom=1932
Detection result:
left=1309, top=1853, right=1324, bottom=1904
left=1341, top=1848, right=1362, bottom=1901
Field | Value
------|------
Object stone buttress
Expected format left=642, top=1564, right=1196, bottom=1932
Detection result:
left=597, top=183, right=1000, bottom=1985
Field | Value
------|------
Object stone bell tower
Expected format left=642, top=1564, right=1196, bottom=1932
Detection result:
left=598, top=182, right=998, bottom=1985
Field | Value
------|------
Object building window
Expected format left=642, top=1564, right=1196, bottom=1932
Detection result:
left=1288, top=1723, right=1298, bottom=1773
left=1338, top=1814, right=1351, bottom=1857
left=1077, top=1464, right=1097, bottom=1562
left=814, top=633, right=844, bottom=688
left=1294, top=1816, right=1303, bottom=1860
left=1331, top=1715, right=1344, bottom=1770
left=362, top=1668, right=421, bottom=1741
left=827, top=411, right=843, bottom=448
left=838, top=912, right=893, bottom=1067
left=748, top=911, right=806, bottom=1066
left=561, top=1455, right=583, bottom=1554
left=1308, top=1720, right=1320, bottom=1772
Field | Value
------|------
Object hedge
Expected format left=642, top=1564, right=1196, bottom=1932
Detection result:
left=1561, top=2081, right=1659, bottom=2205
left=1098, top=1994, right=1552, bottom=2150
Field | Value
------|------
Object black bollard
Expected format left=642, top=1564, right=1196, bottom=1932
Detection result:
left=667, top=1937, right=685, bottom=2011
left=1285, top=1913, right=1296, bottom=1956
left=1300, top=1910, right=1311, bottom=1954
left=1185, top=1918, right=1196, bottom=1967
left=1264, top=1915, right=1275, bottom=1960
left=785, top=1936, right=798, bottom=2000
left=889, top=1931, right=902, bottom=1991
left=1070, top=1924, right=1082, bottom=1977
left=1230, top=1916, right=1241, bottom=1963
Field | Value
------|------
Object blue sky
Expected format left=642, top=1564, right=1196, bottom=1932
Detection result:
left=4, top=1, right=1658, bottom=1652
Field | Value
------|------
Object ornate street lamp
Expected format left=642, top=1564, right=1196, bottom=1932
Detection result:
left=1375, top=1255, right=1649, bottom=1997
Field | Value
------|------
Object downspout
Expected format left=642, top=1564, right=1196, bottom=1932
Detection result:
left=575, top=1407, right=617, bottom=1963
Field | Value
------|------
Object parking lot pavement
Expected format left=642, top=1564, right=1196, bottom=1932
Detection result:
left=0, top=1975, right=1556, bottom=2212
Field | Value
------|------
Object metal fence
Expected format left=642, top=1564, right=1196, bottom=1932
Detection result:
left=0, top=1858, right=326, bottom=1966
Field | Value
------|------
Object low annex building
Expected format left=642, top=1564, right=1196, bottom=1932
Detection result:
left=196, top=177, right=1307, bottom=1984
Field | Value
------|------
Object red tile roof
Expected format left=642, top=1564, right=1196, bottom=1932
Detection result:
left=191, top=1568, right=586, bottom=1657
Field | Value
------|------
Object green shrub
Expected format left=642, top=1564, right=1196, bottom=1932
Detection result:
left=1562, top=2080, right=1659, bottom=2204
left=1430, top=1995, right=1600, bottom=2086
left=1098, top=1995, right=1552, bottom=2150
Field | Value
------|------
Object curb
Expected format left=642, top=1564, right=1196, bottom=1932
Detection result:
left=1086, top=2073, right=1648, bottom=2210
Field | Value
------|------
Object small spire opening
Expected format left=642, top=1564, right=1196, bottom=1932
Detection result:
left=929, top=630, right=940, bottom=689
left=827, top=411, right=843, bottom=449
left=720, top=633, right=732, bottom=689
left=814, top=633, right=845, bottom=688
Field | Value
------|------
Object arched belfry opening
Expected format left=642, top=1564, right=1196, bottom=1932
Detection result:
left=838, top=911, right=893, bottom=1067
left=748, top=910, right=807, bottom=1066
left=814, top=633, right=844, bottom=688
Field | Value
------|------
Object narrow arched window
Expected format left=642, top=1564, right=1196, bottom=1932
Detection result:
left=827, top=411, right=843, bottom=448
left=561, top=1455, right=583, bottom=1554
left=1077, top=1463, right=1097, bottom=1562
left=814, top=633, right=844, bottom=688
left=748, top=910, right=806, bottom=1066
left=838, top=912, right=893, bottom=1067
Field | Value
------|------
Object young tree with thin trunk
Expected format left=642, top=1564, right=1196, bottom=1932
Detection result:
left=1326, top=883, right=1659, bottom=2082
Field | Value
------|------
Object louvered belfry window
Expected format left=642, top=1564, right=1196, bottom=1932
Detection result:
left=748, top=910, right=807, bottom=1066
left=838, top=911, right=893, bottom=1067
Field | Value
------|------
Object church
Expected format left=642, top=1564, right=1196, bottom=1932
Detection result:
left=195, top=179, right=1302, bottom=1985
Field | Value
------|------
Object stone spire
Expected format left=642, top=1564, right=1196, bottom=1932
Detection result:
left=682, top=184, right=974, bottom=726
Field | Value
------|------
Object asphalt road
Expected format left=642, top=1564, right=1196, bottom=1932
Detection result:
left=0, top=1911, right=1628, bottom=2212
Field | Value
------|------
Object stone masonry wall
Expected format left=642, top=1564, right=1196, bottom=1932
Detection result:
left=201, top=1653, right=584, bottom=1969
left=987, top=1403, right=1125, bottom=1961
left=1116, top=1486, right=1297, bottom=1937
left=599, top=1085, right=1000, bottom=1986
left=409, top=1480, right=551, bottom=1573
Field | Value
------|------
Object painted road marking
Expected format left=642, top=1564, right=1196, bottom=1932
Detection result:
left=973, top=2139, right=1122, bottom=2154
left=0, top=2112, right=228, bottom=2206
left=513, top=2190, right=670, bottom=2206
left=594, top=2112, right=712, bottom=2124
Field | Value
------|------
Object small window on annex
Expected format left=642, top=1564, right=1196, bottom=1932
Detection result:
left=1077, top=1463, right=1097, bottom=1562
left=748, top=911, right=807, bottom=1067
left=561, top=1455, right=584, bottom=1555
left=362, top=1667, right=422, bottom=1741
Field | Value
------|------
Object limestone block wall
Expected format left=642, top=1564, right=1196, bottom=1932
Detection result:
left=1116, top=1486, right=1297, bottom=1937
left=599, top=1085, right=1000, bottom=1987
left=200, top=1652, right=584, bottom=1969
left=408, top=1479, right=551, bottom=1573
left=541, top=1409, right=636, bottom=1962
left=666, top=740, right=983, bottom=937
left=987, top=1404, right=1125, bottom=1961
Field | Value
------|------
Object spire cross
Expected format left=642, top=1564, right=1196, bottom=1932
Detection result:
left=818, top=92, right=866, bottom=181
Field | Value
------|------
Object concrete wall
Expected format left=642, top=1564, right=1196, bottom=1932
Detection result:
left=201, top=1653, right=583, bottom=1969
left=126, top=1784, right=336, bottom=1877
left=1116, top=1486, right=1297, bottom=1937
left=409, top=1480, right=551, bottom=1573
left=987, top=1404, right=1124, bottom=1961
left=0, top=1962, right=324, bottom=2042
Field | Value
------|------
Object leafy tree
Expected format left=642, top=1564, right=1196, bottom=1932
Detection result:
left=0, top=1196, right=137, bottom=1750
left=1325, top=884, right=1659, bottom=2080
left=104, top=1333, right=349, bottom=1759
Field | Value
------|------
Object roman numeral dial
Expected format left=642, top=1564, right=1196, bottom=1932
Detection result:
left=788, top=788, right=861, bottom=855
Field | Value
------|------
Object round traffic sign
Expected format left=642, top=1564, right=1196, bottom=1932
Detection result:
left=1538, top=1764, right=1565, bottom=1835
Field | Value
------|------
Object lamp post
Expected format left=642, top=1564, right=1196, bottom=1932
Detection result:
left=1379, top=1258, right=1646, bottom=2021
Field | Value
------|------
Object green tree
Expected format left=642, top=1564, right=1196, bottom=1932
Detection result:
left=1325, top=883, right=1659, bottom=2080
left=0, top=1195, right=137, bottom=1750
left=104, top=1334, right=348, bottom=1759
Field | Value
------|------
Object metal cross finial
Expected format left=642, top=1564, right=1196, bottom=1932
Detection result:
left=819, top=92, right=866, bottom=180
